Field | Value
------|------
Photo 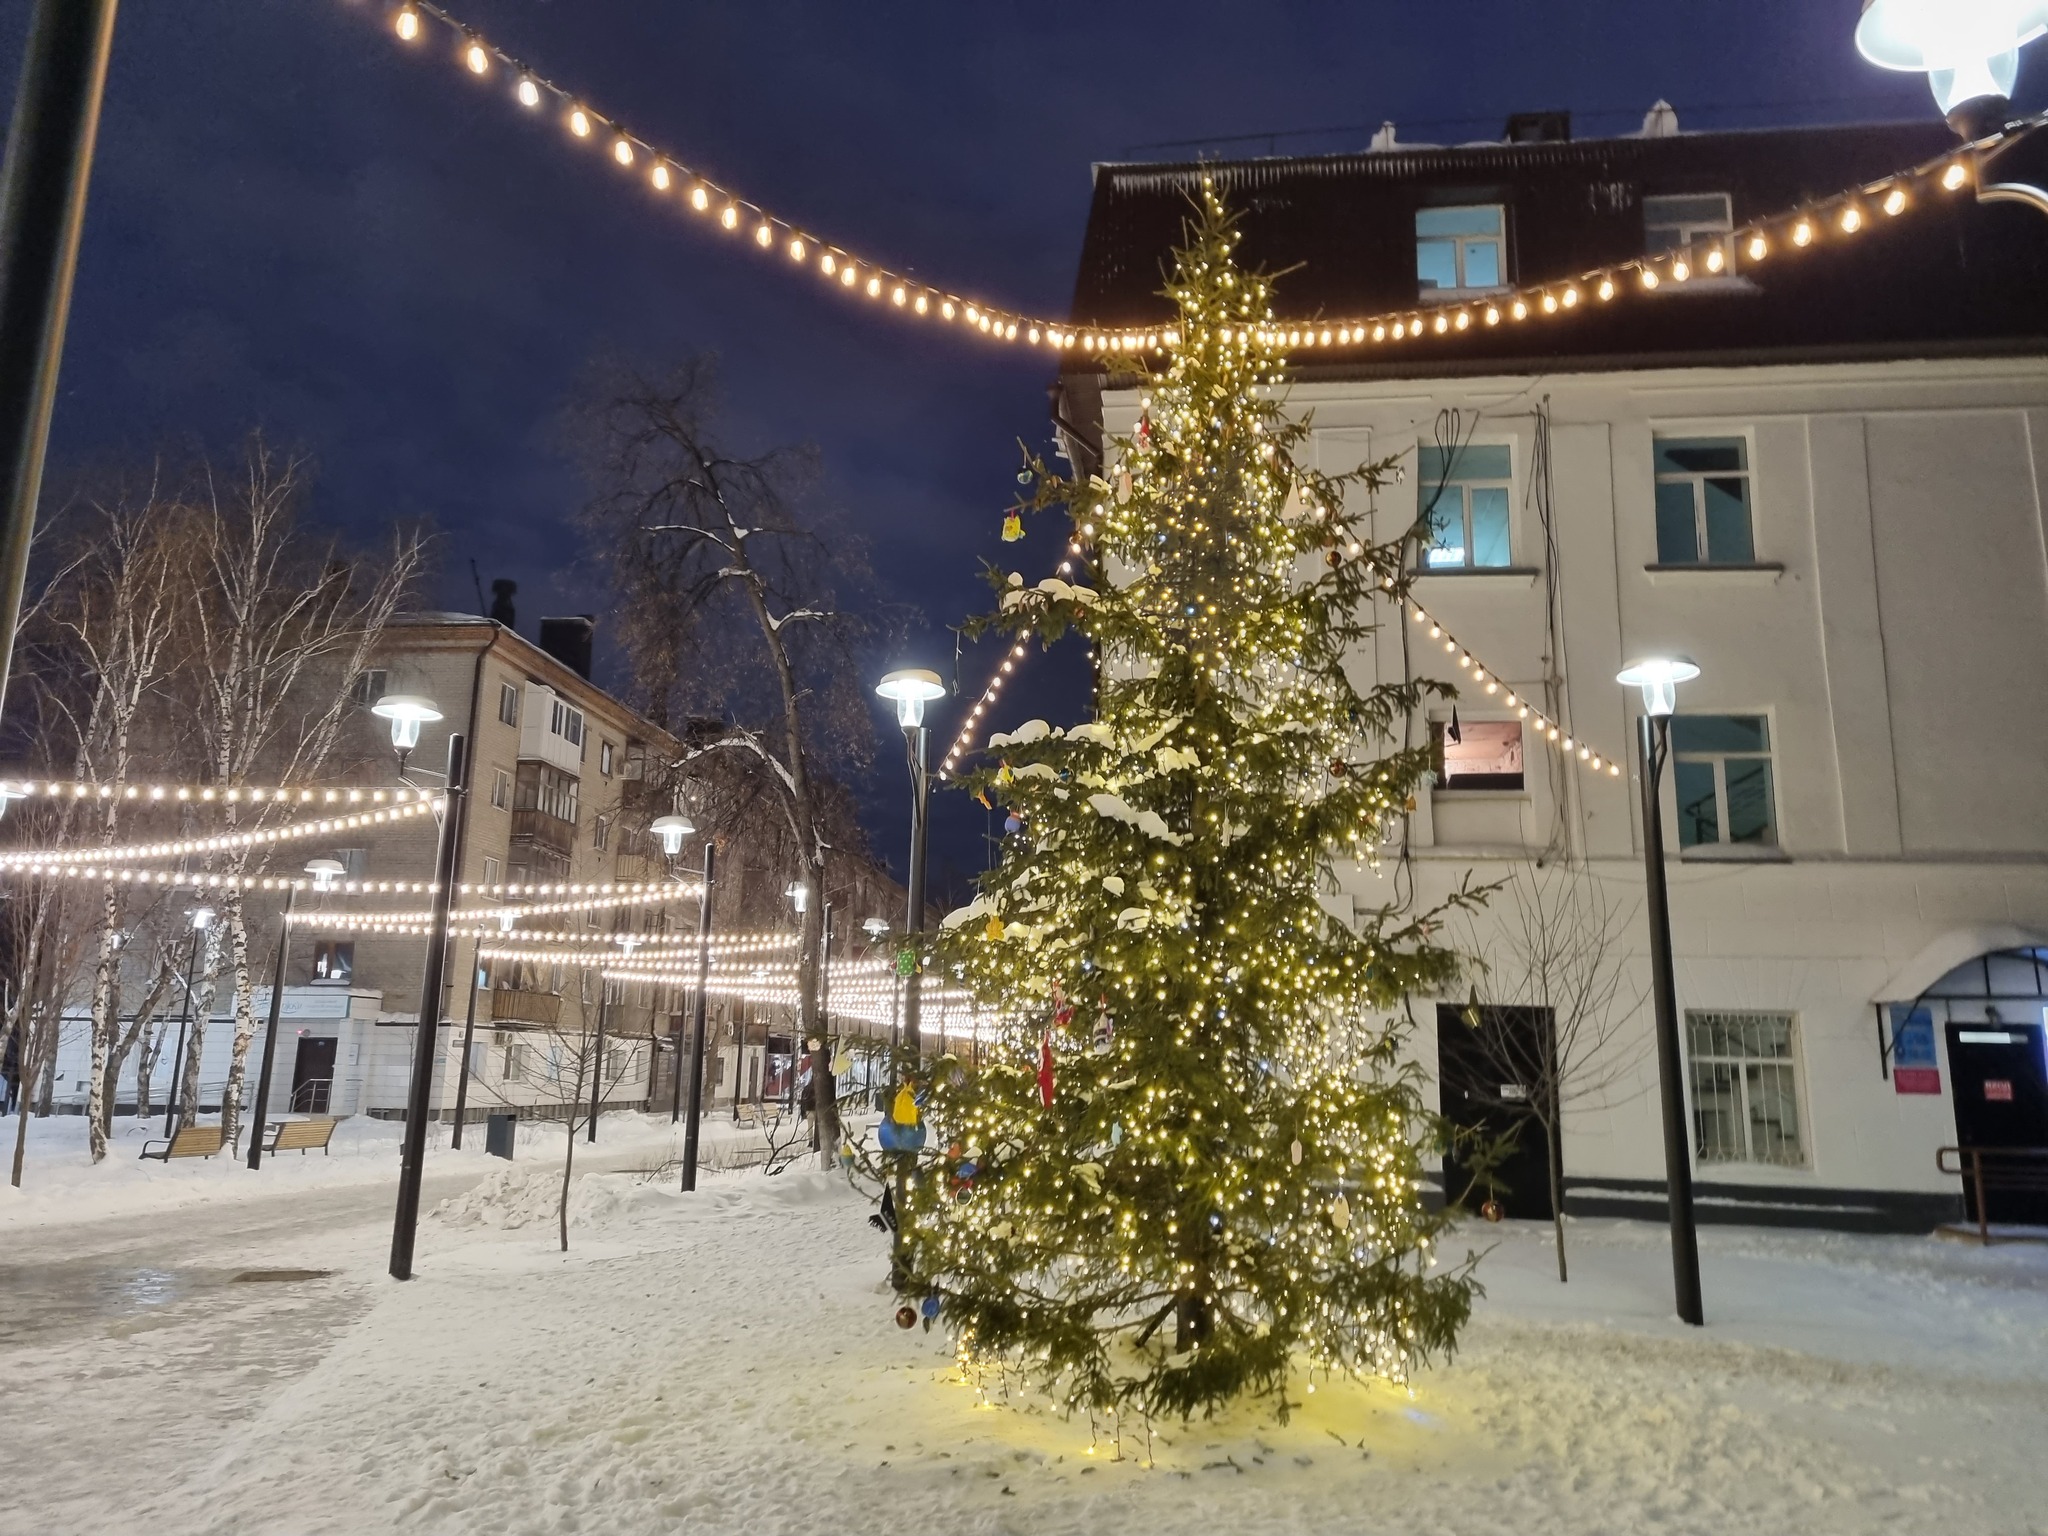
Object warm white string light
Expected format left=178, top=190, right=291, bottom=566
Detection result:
left=0, top=797, right=442, bottom=870
left=602, top=962, right=988, bottom=1033
left=938, top=531, right=1092, bottom=782
left=358, top=3, right=2037, bottom=362
left=0, top=778, right=431, bottom=807
left=476, top=933, right=799, bottom=965
left=286, top=883, right=698, bottom=931
left=1390, top=581, right=1622, bottom=780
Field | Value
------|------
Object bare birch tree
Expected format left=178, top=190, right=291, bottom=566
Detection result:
left=573, top=357, right=894, bottom=1169
left=1459, top=863, right=1649, bottom=1280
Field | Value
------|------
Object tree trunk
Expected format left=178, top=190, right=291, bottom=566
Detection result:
left=181, top=928, right=224, bottom=1117
left=103, top=959, right=174, bottom=1129
left=1546, top=1109, right=1568, bottom=1283
left=134, top=1020, right=164, bottom=1118
left=218, top=889, right=258, bottom=1149
left=85, top=883, right=121, bottom=1162
left=559, top=1041, right=590, bottom=1254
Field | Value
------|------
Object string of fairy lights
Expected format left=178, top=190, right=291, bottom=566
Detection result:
left=0, top=796, right=441, bottom=871
left=0, top=777, right=433, bottom=808
left=356, top=0, right=2034, bottom=361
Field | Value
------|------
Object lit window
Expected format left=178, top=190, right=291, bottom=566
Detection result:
left=1688, top=1010, right=1805, bottom=1166
left=1644, top=191, right=1734, bottom=267
left=498, top=682, right=519, bottom=727
left=1430, top=718, right=1524, bottom=790
left=1416, top=205, right=1506, bottom=293
left=311, top=940, right=354, bottom=984
left=1417, top=443, right=1512, bottom=569
left=1654, top=436, right=1753, bottom=564
left=1672, top=715, right=1775, bottom=850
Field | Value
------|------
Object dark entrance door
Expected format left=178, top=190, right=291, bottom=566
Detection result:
left=1947, top=1020, right=2048, bottom=1224
left=1437, top=1004, right=1557, bottom=1220
left=290, top=1035, right=338, bottom=1114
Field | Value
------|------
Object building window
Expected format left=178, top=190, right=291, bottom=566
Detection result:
left=481, top=855, right=501, bottom=888
left=607, top=1045, right=629, bottom=1082
left=351, top=669, right=388, bottom=706
left=491, top=767, right=512, bottom=810
left=1688, top=1010, right=1805, bottom=1166
left=498, top=681, right=519, bottom=727
left=1430, top=718, right=1524, bottom=790
left=1672, top=715, right=1775, bottom=849
left=1654, top=436, right=1753, bottom=564
left=1415, top=205, right=1505, bottom=293
left=514, top=761, right=580, bottom=825
left=500, top=1042, right=526, bottom=1081
left=311, top=941, right=354, bottom=984
left=600, top=740, right=614, bottom=776
left=333, top=848, right=367, bottom=878
left=549, top=698, right=585, bottom=748
left=1644, top=191, right=1734, bottom=264
left=592, top=813, right=610, bottom=851
left=1417, top=442, right=1512, bottom=569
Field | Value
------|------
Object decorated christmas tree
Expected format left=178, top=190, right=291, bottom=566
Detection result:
left=902, top=186, right=1481, bottom=1420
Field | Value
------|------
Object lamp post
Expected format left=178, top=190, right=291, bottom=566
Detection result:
left=1617, top=655, right=1706, bottom=1327
left=163, top=904, right=213, bottom=1135
left=679, top=838, right=715, bottom=1191
left=389, top=732, right=466, bottom=1282
left=370, top=692, right=442, bottom=777
left=874, top=668, right=946, bottom=1067
left=1855, top=0, right=2047, bottom=138
left=785, top=879, right=809, bottom=1117
left=247, top=858, right=342, bottom=1169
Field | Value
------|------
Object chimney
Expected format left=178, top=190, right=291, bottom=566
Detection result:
left=1504, top=110, right=1571, bottom=143
left=489, top=578, right=517, bottom=630
left=538, top=615, right=596, bottom=680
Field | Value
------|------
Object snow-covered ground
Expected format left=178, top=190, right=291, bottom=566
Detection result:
left=3, top=1146, right=2045, bottom=1536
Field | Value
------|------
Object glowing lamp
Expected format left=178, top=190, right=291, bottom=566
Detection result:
left=1856, top=0, right=2048, bottom=132
left=785, top=880, right=810, bottom=914
left=189, top=904, right=216, bottom=932
left=649, top=813, right=694, bottom=857
left=304, top=858, right=346, bottom=893
left=875, top=668, right=946, bottom=729
left=1616, top=656, right=1701, bottom=717
left=370, top=693, right=442, bottom=752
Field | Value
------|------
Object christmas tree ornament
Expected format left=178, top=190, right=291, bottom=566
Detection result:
left=1003, top=814, right=1022, bottom=835
left=1051, top=985, right=1075, bottom=1030
left=1329, top=1192, right=1353, bottom=1232
left=1017, top=467, right=1033, bottom=486
left=1481, top=1198, right=1504, bottom=1223
left=1001, top=511, right=1025, bottom=542
left=1116, top=468, right=1133, bottom=502
left=1092, top=1001, right=1115, bottom=1055
left=895, top=1304, right=918, bottom=1330
left=1289, top=1137, right=1303, bottom=1166
left=1036, top=1032, right=1055, bottom=1106
left=983, top=914, right=1004, bottom=941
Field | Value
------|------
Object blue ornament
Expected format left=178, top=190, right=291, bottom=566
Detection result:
left=1004, top=814, right=1022, bottom=835
left=921, top=1293, right=942, bottom=1320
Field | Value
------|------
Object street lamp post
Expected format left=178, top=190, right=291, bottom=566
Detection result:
left=679, top=840, right=714, bottom=1189
left=875, top=668, right=946, bottom=1067
left=1617, top=655, right=1706, bottom=1327
left=389, top=732, right=466, bottom=1282
left=162, top=903, right=213, bottom=1136
left=246, top=858, right=342, bottom=1170
left=784, top=879, right=809, bottom=1117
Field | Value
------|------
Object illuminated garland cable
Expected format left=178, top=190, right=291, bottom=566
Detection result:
left=939, top=530, right=1093, bottom=782
left=356, top=3, right=2038, bottom=362
left=601, top=964, right=987, bottom=1032
left=0, top=778, right=433, bottom=808
left=1392, top=582, right=1622, bottom=779
left=0, top=797, right=442, bottom=870
left=286, top=884, right=698, bottom=931
left=475, top=933, right=800, bottom=965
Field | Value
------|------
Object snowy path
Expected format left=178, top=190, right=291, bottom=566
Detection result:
left=4, top=1160, right=2046, bottom=1535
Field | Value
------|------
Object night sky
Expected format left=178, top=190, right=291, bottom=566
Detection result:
left=0, top=1, right=1975, bottom=892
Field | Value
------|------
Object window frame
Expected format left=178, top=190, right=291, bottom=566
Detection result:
left=1415, top=204, right=1508, bottom=296
left=1416, top=441, right=1514, bottom=570
left=592, top=812, right=610, bottom=851
left=600, top=740, right=615, bottom=777
left=1643, top=191, right=1735, bottom=269
left=1686, top=1008, right=1808, bottom=1168
left=311, top=939, right=355, bottom=984
left=498, top=681, right=519, bottom=727
left=490, top=767, right=512, bottom=810
left=1671, top=713, right=1777, bottom=851
left=1652, top=433, right=1755, bottom=566
left=1429, top=716, right=1526, bottom=792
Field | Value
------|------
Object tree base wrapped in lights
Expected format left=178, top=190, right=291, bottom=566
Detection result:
left=901, top=188, right=1484, bottom=1421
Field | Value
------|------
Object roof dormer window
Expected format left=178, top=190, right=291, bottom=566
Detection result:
left=1416, top=205, right=1506, bottom=295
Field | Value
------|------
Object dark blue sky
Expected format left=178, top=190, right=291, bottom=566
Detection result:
left=1, top=1, right=1973, bottom=890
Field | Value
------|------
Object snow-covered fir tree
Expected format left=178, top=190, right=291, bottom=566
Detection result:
left=902, top=185, right=1482, bottom=1419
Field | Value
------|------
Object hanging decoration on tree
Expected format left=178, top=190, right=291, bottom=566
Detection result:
left=878, top=1082, right=927, bottom=1153
left=902, top=185, right=1479, bottom=1421
left=1001, top=511, right=1025, bottom=543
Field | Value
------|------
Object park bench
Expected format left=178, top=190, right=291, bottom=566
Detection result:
left=264, top=1118, right=341, bottom=1156
left=138, top=1125, right=228, bottom=1161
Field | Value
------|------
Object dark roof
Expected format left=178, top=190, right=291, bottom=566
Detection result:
left=1066, top=120, right=2048, bottom=377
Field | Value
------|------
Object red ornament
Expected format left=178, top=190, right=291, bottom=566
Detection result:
left=1481, top=1198, right=1504, bottom=1223
left=1037, top=1032, right=1055, bottom=1107
left=895, top=1304, right=918, bottom=1329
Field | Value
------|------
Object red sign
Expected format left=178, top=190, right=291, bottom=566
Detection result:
left=1893, top=1067, right=1942, bottom=1095
left=1985, top=1079, right=2015, bottom=1102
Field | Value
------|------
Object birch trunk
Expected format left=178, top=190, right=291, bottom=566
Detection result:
left=104, top=956, right=176, bottom=1129
left=85, top=883, right=121, bottom=1161
left=218, top=888, right=259, bottom=1149
left=181, top=927, right=224, bottom=1117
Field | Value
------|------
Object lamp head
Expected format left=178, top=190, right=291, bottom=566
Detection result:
left=875, top=667, right=946, bottom=729
left=1616, top=656, right=1701, bottom=717
left=1856, top=0, right=2047, bottom=132
left=785, top=879, right=810, bottom=914
left=862, top=916, right=890, bottom=940
left=303, top=857, right=346, bottom=892
left=188, top=904, right=216, bottom=932
left=370, top=692, right=442, bottom=752
left=649, top=813, right=694, bottom=857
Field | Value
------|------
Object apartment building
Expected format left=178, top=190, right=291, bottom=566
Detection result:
left=1059, top=112, right=2048, bottom=1230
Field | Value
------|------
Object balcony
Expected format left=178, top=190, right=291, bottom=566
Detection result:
left=491, top=988, right=562, bottom=1026
left=511, top=807, right=577, bottom=857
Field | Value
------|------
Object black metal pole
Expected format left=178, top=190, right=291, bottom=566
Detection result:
left=1638, top=712, right=1704, bottom=1326
left=903, top=723, right=929, bottom=1065
left=389, top=734, right=466, bottom=1282
left=448, top=934, right=483, bottom=1149
left=245, top=885, right=296, bottom=1170
left=811, top=902, right=831, bottom=1152
left=0, top=0, right=118, bottom=723
left=679, top=842, right=714, bottom=1189
left=162, top=926, right=198, bottom=1136
left=585, top=978, right=609, bottom=1143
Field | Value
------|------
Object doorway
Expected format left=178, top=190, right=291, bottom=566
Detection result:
left=1437, top=1004, right=1558, bottom=1219
left=1947, top=1019, right=2048, bottom=1224
left=290, top=1035, right=337, bottom=1114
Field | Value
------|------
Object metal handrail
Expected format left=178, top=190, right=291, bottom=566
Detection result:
left=1936, top=1145, right=2048, bottom=1244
